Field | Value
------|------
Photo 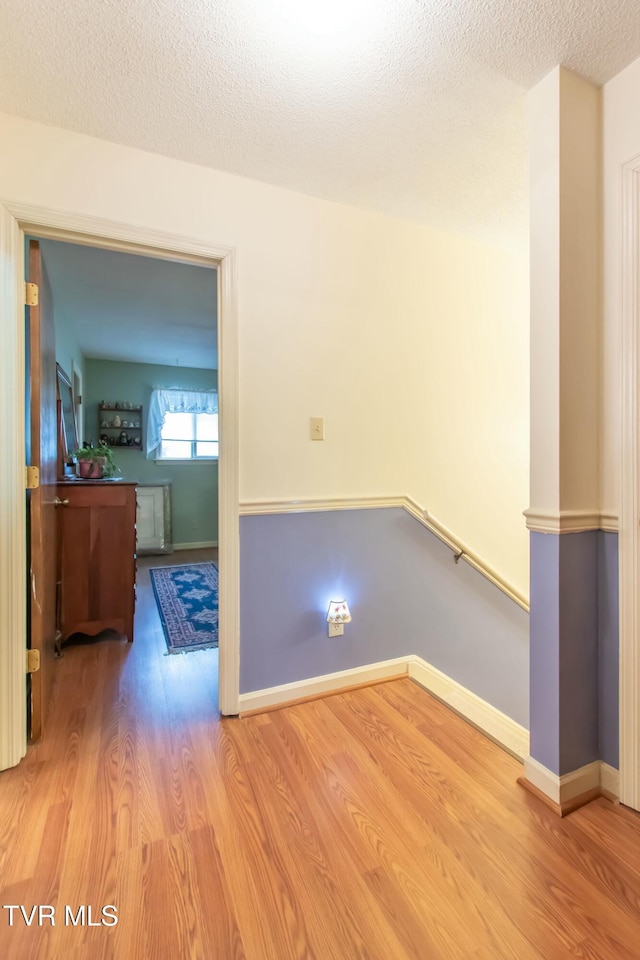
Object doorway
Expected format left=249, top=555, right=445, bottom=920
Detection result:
left=0, top=202, right=239, bottom=771
left=35, top=237, right=220, bottom=703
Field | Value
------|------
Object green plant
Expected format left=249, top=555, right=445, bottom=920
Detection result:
left=72, top=442, right=118, bottom=478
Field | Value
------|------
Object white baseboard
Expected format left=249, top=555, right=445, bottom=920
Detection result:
left=523, top=756, right=562, bottom=802
left=238, top=657, right=410, bottom=713
left=173, top=540, right=218, bottom=551
left=600, top=762, right=620, bottom=798
left=523, top=756, right=619, bottom=805
left=239, top=655, right=618, bottom=804
left=523, top=756, right=600, bottom=805
left=407, top=656, right=529, bottom=760
left=239, top=654, right=529, bottom=761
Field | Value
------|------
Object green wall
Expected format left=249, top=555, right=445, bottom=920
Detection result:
left=27, top=237, right=86, bottom=440
left=84, top=359, right=218, bottom=546
left=54, top=302, right=84, bottom=399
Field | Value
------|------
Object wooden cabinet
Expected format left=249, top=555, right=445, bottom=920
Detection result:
left=57, top=481, right=137, bottom=643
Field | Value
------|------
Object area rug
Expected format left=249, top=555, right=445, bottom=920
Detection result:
left=149, top=562, right=219, bottom=654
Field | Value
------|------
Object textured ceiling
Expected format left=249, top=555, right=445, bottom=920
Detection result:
left=4, top=1, right=640, bottom=247
left=40, top=240, right=217, bottom=369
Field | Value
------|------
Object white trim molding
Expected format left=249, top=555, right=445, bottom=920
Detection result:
left=0, top=204, right=28, bottom=771
left=238, top=654, right=529, bottom=760
left=620, top=154, right=640, bottom=811
left=240, top=495, right=530, bottom=612
left=238, top=657, right=410, bottom=713
left=0, top=201, right=240, bottom=764
left=600, top=762, right=620, bottom=799
left=173, top=540, right=218, bottom=551
left=600, top=512, right=620, bottom=534
left=523, top=756, right=619, bottom=807
left=523, top=756, right=601, bottom=806
left=239, top=495, right=406, bottom=516
left=408, top=656, right=529, bottom=760
left=523, top=508, right=618, bottom=533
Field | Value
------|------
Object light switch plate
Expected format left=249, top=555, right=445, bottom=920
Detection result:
left=310, top=417, right=324, bottom=440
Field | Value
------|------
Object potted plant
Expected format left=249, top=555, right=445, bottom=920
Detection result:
left=72, top=442, right=117, bottom=479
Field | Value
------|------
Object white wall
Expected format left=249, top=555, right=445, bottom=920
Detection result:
left=528, top=68, right=600, bottom=520
left=602, top=56, right=640, bottom=517
left=0, top=113, right=529, bottom=593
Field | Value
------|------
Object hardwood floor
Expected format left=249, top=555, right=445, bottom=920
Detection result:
left=1, top=567, right=640, bottom=958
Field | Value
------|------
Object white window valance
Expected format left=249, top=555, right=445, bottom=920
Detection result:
left=146, top=388, right=218, bottom=455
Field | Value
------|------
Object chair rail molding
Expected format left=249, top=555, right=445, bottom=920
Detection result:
left=240, top=495, right=529, bottom=611
left=523, top=508, right=618, bottom=533
left=600, top=511, right=620, bottom=534
left=620, top=154, right=640, bottom=811
left=0, top=201, right=240, bottom=765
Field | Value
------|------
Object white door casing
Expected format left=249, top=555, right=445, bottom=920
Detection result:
left=0, top=204, right=27, bottom=770
left=0, top=201, right=240, bottom=770
left=620, top=154, right=640, bottom=810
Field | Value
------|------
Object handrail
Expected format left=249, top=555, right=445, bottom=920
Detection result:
left=403, top=497, right=530, bottom=612
left=239, top=495, right=530, bottom=613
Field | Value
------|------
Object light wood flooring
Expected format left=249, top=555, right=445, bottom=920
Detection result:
left=1, top=552, right=640, bottom=959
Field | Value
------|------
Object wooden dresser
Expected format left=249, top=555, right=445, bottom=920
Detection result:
left=56, top=480, right=137, bottom=643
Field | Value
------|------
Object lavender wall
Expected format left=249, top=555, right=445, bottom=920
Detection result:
left=558, top=532, right=600, bottom=773
left=530, top=530, right=619, bottom=777
left=240, top=508, right=529, bottom=726
left=598, top=531, right=619, bottom=768
left=529, top=532, right=562, bottom=773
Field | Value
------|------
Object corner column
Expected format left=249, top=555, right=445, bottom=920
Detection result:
left=524, top=67, right=602, bottom=813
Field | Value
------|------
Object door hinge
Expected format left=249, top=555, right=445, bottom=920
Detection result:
left=26, top=649, right=40, bottom=674
left=25, top=282, right=39, bottom=307
left=25, top=465, right=40, bottom=489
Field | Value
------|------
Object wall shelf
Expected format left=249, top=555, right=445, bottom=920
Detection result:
left=98, top=403, right=143, bottom=448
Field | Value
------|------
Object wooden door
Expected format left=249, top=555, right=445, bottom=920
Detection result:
left=27, top=239, right=58, bottom=740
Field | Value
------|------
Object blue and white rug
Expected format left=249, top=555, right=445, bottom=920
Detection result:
left=150, top=562, right=219, bottom=654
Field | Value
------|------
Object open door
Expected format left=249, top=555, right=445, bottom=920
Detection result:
left=27, top=239, right=58, bottom=740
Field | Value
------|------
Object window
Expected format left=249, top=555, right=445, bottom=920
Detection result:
left=147, top=388, right=218, bottom=460
left=159, top=410, right=218, bottom=460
